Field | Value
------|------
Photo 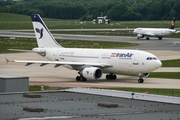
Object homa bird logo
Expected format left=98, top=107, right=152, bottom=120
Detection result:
left=35, top=28, right=43, bottom=39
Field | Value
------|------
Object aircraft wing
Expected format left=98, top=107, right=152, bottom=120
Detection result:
left=5, top=58, right=112, bottom=68
left=143, top=32, right=155, bottom=36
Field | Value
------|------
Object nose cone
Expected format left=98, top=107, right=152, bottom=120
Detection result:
left=155, top=60, right=162, bottom=69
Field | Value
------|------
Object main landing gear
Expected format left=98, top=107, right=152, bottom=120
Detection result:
left=158, top=37, right=162, bottom=40
left=146, top=37, right=150, bottom=40
left=76, top=71, right=87, bottom=81
left=106, top=73, right=117, bottom=80
left=76, top=76, right=87, bottom=81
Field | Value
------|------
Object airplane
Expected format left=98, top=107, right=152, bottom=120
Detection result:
left=133, top=17, right=178, bottom=40
left=6, top=14, right=162, bottom=83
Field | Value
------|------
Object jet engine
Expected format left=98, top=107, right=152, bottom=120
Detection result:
left=80, top=67, right=102, bottom=80
left=137, top=34, right=144, bottom=38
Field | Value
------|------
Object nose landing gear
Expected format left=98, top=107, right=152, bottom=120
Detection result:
left=138, top=76, right=144, bottom=83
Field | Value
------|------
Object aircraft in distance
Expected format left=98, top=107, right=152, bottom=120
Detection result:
left=6, top=14, right=162, bottom=83
left=133, top=17, right=178, bottom=40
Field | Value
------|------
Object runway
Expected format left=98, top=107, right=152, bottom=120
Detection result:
left=0, top=30, right=180, bottom=88
left=0, top=30, right=180, bottom=51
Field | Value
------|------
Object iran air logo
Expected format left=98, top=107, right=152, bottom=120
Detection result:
left=35, top=28, right=43, bottom=39
left=111, top=53, right=133, bottom=58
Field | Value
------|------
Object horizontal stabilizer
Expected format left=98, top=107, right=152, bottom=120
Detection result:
left=175, top=31, right=180, bottom=33
left=8, top=49, right=32, bottom=52
left=5, top=58, right=10, bottom=64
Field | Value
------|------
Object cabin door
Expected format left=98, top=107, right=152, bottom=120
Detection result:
left=133, top=54, right=140, bottom=65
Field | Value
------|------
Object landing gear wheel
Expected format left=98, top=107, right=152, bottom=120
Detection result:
left=138, top=79, right=144, bottom=83
left=158, top=37, right=162, bottom=40
left=106, top=75, right=110, bottom=79
left=112, top=75, right=117, bottom=79
left=146, top=37, right=149, bottom=40
left=106, top=74, right=117, bottom=80
left=76, top=76, right=87, bottom=81
left=76, top=76, right=80, bottom=81
left=80, top=76, right=87, bottom=81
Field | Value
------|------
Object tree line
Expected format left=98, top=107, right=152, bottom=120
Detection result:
left=0, top=0, right=180, bottom=21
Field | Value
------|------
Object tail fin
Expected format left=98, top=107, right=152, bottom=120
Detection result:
left=31, top=14, right=62, bottom=48
left=169, top=17, right=175, bottom=29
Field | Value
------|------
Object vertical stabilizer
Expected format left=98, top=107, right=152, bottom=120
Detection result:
left=31, top=14, right=62, bottom=48
left=169, top=17, right=175, bottom=29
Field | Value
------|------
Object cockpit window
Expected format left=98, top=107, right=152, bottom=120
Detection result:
left=146, top=57, right=157, bottom=60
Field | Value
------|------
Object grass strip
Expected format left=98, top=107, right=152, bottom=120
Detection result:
left=29, top=85, right=50, bottom=91
left=29, top=85, right=180, bottom=97
left=149, top=72, right=180, bottom=79
left=0, top=37, right=138, bottom=53
left=162, top=59, right=180, bottom=67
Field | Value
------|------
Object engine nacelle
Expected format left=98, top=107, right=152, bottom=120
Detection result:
left=139, top=73, right=150, bottom=78
left=137, top=34, right=144, bottom=38
left=81, top=67, right=102, bottom=80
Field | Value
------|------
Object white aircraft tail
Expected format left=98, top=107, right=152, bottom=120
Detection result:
left=31, top=14, right=62, bottom=48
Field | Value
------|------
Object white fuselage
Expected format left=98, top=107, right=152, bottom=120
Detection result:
left=43, top=48, right=161, bottom=75
left=133, top=28, right=176, bottom=37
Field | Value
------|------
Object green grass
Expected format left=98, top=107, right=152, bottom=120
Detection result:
left=29, top=85, right=180, bottom=97
left=0, top=13, right=31, bottom=21
left=1, top=13, right=180, bottom=31
left=29, top=85, right=50, bottom=91
left=0, top=37, right=138, bottom=53
left=104, top=88, right=180, bottom=97
left=162, top=59, right=180, bottom=67
left=149, top=72, right=180, bottom=79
